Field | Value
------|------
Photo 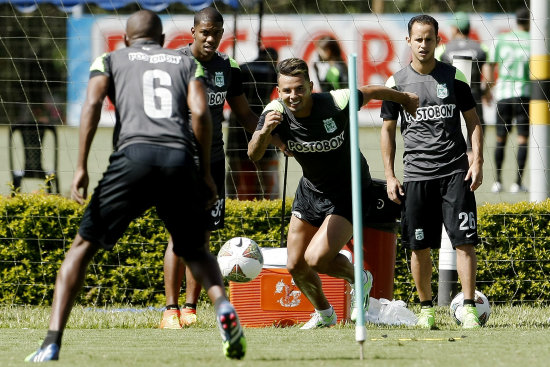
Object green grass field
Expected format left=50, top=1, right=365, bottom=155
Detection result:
left=1, top=304, right=549, bottom=366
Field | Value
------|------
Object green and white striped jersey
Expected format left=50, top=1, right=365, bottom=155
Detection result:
left=488, top=30, right=530, bottom=100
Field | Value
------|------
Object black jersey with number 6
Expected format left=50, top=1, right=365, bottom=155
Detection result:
left=89, top=40, right=203, bottom=154
left=257, top=89, right=370, bottom=194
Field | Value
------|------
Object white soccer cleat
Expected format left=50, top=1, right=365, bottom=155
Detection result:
left=300, top=308, right=337, bottom=329
left=491, top=181, right=503, bottom=193
left=350, top=270, right=373, bottom=322
left=509, top=183, right=528, bottom=193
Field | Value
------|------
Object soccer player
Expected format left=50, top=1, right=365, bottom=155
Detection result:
left=380, top=14, right=484, bottom=329
left=160, top=7, right=264, bottom=329
left=482, top=7, right=531, bottom=193
left=25, top=10, right=245, bottom=361
left=248, top=58, right=418, bottom=329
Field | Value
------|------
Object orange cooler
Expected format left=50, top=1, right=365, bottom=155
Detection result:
left=229, top=248, right=351, bottom=327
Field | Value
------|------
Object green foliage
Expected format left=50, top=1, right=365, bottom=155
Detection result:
left=477, top=200, right=550, bottom=304
left=1, top=193, right=549, bottom=306
left=0, top=194, right=291, bottom=306
left=393, top=200, right=550, bottom=305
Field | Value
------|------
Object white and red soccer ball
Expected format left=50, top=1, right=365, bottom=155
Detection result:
left=217, top=237, right=264, bottom=283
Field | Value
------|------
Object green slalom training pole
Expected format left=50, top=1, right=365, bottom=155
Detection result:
left=348, top=53, right=366, bottom=360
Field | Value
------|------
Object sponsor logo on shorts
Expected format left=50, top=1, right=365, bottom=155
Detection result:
left=436, top=83, right=449, bottom=98
left=466, top=232, right=475, bottom=238
left=287, top=131, right=345, bottom=153
left=415, top=228, right=424, bottom=241
left=292, top=210, right=302, bottom=219
left=215, top=71, right=225, bottom=87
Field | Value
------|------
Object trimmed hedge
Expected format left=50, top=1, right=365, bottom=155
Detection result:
left=1, top=193, right=549, bottom=306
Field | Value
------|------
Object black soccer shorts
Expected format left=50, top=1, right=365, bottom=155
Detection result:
left=401, top=171, right=478, bottom=250
left=291, top=177, right=373, bottom=228
left=205, top=159, right=226, bottom=231
left=78, top=149, right=206, bottom=256
left=496, top=97, right=530, bottom=138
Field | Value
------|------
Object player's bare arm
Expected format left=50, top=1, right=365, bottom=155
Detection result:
left=247, top=110, right=282, bottom=161
left=463, top=107, right=484, bottom=191
left=72, top=74, right=109, bottom=204
left=381, top=118, right=405, bottom=204
left=359, top=85, right=419, bottom=118
left=189, top=78, right=217, bottom=208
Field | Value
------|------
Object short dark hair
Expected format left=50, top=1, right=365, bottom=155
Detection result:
left=516, top=7, right=530, bottom=27
left=316, top=36, right=344, bottom=62
left=277, top=58, right=310, bottom=82
left=408, top=14, right=439, bottom=36
left=126, top=10, right=163, bottom=42
left=194, top=6, right=224, bottom=26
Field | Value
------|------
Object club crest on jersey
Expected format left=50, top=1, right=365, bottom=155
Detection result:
left=323, top=118, right=337, bottom=133
left=215, top=72, right=225, bottom=87
left=436, top=83, right=449, bottom=99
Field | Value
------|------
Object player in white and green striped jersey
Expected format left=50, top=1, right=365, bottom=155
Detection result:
left=483, top=7, right=531, bottom=193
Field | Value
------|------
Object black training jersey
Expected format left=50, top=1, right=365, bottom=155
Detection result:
left=380, top=61, right=476, bottom=182
left=257, top=89, right=370, bottom=194
left=178, top=45, right=244, bottom=163
left=89, top=41, right=203, bottom=153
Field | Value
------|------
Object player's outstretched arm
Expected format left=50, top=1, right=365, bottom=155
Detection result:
left=189, top=79, right=217, bottom=208
left=359, top=85, right=418, bottom=118
left=72, top=75, right=109, bottom=204
left=248, top=110, right=282, bottom=161
left=381, top=118, right=404, bottom=204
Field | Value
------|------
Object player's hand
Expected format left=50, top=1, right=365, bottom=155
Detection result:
left=203, top=173, right=218, bottom=209
left=71, top=167, right=89, bottom=205
left=403, top=92, right=419, bottom=119
left=386, top=176, right=405, bottom=205
left=465, top=159, right=483, bottom=192
left=262, top=111, right=282, bottom=134
left=271, top=134, right=293, bottom=157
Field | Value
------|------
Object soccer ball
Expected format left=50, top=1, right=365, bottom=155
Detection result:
left=217, top=237, right=264, bottom=283
left=450, top=290, right=491, bottom=326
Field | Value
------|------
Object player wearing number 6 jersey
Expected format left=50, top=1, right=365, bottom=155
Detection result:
left=381, top=15, right=484, bottom=330
left=25, top=10, right=245, bottom=362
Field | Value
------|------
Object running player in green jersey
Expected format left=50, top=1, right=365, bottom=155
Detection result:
left=482, top=7, right=531, bottom=193
left=249, top=58, right=418, bottom=329
left=381, top=15, right=484, bottom=330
